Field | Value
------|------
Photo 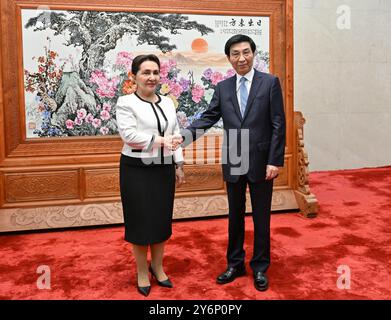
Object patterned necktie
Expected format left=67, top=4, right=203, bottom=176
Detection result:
left=239, top=77, right=248, bottom=117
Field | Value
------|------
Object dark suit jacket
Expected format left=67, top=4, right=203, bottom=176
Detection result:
left=183, top=69, right=286, bottom=183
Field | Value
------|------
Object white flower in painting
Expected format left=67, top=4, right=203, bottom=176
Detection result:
left=100, top=127, right=109, bottom=135
left=85, top=113, right=94, bottom=123
left=92, top=118, right=102, bottom=128
left=100, top=110, right=111, bottom=121
left=77, top=108, right=87, bottom=120
left=74, top=117, right=83, bottom=126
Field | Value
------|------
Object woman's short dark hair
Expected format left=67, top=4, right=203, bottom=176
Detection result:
left=131, top=54, right=161, bottom=75
left=224, top=34, right=256, bottom=56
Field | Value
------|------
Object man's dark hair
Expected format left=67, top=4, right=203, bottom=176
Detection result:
left=131, top=54, right=161, bottom=75
left=224, top=34, right=256, bottom=56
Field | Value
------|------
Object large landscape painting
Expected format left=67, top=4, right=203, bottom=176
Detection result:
left=22, top=9, right=270, bottom=138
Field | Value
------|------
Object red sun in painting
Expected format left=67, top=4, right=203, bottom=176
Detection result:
left=191, top=38, right=208, bottom=53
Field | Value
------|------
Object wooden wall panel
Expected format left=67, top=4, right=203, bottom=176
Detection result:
left=273, top=155, right=291, bottom=187
left=176, top=164, right=224, bottom=193
left=4, top=171, right=79, bottom=202
left=84, top=168, right=120, bottom=198
left=0, top=171, right=4, bottom=207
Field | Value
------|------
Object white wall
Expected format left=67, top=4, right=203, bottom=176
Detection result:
left=294, top=0, right=391, bottom=171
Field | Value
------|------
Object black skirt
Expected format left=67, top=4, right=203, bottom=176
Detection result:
left=119, top=154, right=176, bottom=245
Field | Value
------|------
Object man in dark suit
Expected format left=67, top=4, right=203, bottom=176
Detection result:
left=180, top=34, right=286, bottom=291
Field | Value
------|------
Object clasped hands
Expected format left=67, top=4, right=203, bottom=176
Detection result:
left=164, top=134, right=183, bottom=151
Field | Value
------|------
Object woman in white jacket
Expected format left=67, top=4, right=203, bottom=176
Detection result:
left=116, top=54, right=185, bottom=297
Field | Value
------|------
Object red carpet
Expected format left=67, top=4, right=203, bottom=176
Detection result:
left=0, top=167, right=390, bottom=300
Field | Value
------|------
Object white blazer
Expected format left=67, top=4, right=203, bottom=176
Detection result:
left=116, top=93, right=184, bottom=163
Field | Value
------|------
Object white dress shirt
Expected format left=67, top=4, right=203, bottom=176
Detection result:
left=236, top=68, right=255, bottom=107
left=116, top=93, right=184, bottom=163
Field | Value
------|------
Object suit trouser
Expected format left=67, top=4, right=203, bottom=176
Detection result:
left=226, top=175, right=274, bottom=273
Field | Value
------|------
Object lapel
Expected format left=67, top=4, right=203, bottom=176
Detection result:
left=228, top=75, right=243, bottom=122
left=242, top=70, right=263, bottom=123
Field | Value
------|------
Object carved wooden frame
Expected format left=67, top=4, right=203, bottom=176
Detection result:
left=0, top=0, right=318, bottom=232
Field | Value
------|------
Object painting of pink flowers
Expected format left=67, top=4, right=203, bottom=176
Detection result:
left=22, top=9, right=269, bottom=137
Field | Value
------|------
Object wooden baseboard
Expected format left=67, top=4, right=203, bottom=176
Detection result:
left=0, top=189, right=299, bottom=232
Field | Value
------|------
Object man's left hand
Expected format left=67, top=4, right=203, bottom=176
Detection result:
left=266, top=165, right=279, bottom=180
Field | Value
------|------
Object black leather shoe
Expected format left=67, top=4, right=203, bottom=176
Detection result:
left=216, top=266, right=246, bottom=284
left=137, top=273, right=151, bottom=296
left=254, top=272, right=269, bottom=291
left=137, top=284, right=151, bottom=297
left=149, top=265, right=173, bottom=288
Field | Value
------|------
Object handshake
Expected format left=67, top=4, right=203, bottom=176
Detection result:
left=164, top=134, right=183, bottom=151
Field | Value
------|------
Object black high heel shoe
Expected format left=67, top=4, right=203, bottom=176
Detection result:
left=149, top=265, right=173, bottom=288
left=137, top=284, right=151, bottom=297
left=137, top=275, right=151, bottom=297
